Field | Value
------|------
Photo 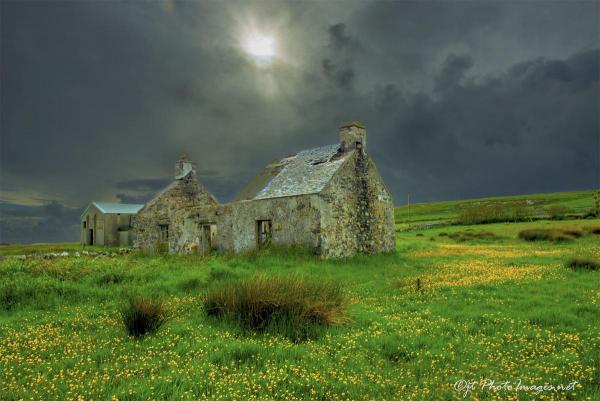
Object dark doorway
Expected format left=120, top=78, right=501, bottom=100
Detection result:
left=88, top=229, right=94, bottom=245
left=156, top=224, right=170, bottom=253
left=201, top=224, right=216, bottom=254
left=256, top=220, right=272, bottom=249
left=159, top=224, right=169, bottom=242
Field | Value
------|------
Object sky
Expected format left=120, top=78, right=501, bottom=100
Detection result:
left=1, top=0, right=599, bottom=243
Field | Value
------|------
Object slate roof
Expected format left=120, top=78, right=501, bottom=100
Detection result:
left=82, top=202, right=144, bottom=217
left=239, top=144, right=350, bottom=200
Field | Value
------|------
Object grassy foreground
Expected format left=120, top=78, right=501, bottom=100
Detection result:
left=1, top=218, right=599, bottom=400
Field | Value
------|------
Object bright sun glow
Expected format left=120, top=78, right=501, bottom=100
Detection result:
left=244, top=34, right=276, bottom=60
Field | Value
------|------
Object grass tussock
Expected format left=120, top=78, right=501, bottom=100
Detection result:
left=583, top=226, right=600, bottom=235
left=518, top=228, right=583, bottom=242
left=448, top=230, right=499, bottom=242
left=567, top=257, right=599, bottom=271
left=177, top=277, right=203, bottom=292
left=203, top=275, right=349, bottom=340
left=208, top=266, right=239, bottom=283
left=121, top=295, right=167, bottom=337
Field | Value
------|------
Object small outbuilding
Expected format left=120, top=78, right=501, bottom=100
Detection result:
left=80, top=202, right=144, bottom=246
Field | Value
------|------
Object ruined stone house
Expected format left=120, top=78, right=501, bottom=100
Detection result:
left=133, top=122, right=395, bottom=258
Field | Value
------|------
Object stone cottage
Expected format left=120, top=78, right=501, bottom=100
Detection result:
left=133, top=155, right=218, bottom=252
left=133, top=122, right=395, bottom=258
left=81, top=202, right=144, bottom=246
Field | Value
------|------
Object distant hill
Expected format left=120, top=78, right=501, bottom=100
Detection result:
left=394, top=189, right=597, bottom=226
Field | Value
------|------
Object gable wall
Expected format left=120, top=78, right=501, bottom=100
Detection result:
left=319, top=150, right=395, bottom=257
left=318, top=154, right=360, bottom=258
left=133, top=173, right=218, bottom=252
left=81, top=204, right=104, bottom=245
left=361, top=156, right=396, bottom=253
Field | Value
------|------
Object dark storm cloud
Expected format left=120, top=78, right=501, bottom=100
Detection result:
left=115, top=193, right=156, bottom=205
left=322, top=59, right=355, bottom=90
left=370, top=48, right=600, bottom=200
left=321, top=23, right=360, bottom=90
left=1, top=0, right=598, bottom=243
left=279, top=46, right=599, bottom=201
left=434, top=54, right=473, bottom=93
left=197, top=169, right=221, bottom=177
left=114, top=178, right=172, bottom=192
left=0, top=201, right=81, bottom=244
left=328, top=23, right=352, bottom=51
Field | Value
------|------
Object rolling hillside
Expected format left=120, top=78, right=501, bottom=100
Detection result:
left=394, top=189, right=597, bottom=226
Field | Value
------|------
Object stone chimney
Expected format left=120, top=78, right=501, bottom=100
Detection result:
left=174, top=153, right=196, bottom=179
left=339, top=121, right=366, bottom=152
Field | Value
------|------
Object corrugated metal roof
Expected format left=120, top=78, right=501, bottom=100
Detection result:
left=252, top=144, right=349, bottom=200
left=82, top=202, right=145, bottom=216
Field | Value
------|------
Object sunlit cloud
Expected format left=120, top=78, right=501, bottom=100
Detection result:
left=243, top=33, right=276, bottom=60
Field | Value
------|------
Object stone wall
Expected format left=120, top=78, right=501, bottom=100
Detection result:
left=133, top=172, right=218, bottom=252
left=319, top=150, right=395, bottom=258
left=172, top=205, right=220, bottom=254
left=173, top=195, right=322, bottom=255
left=361, top=155, right=396, bottom=253
left=319, top=153, right=360, bottom=258
left=224, top=195, right=322, bottom=254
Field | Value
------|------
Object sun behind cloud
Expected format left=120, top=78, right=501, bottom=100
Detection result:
left=243, top=33, right=276, bottom=60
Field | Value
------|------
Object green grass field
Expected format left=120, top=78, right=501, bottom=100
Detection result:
left=0, top=242, right=114, bottom=256
left=395, top=189, right=597, bottom=227
left=1, top=191, right=599, bottom=400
